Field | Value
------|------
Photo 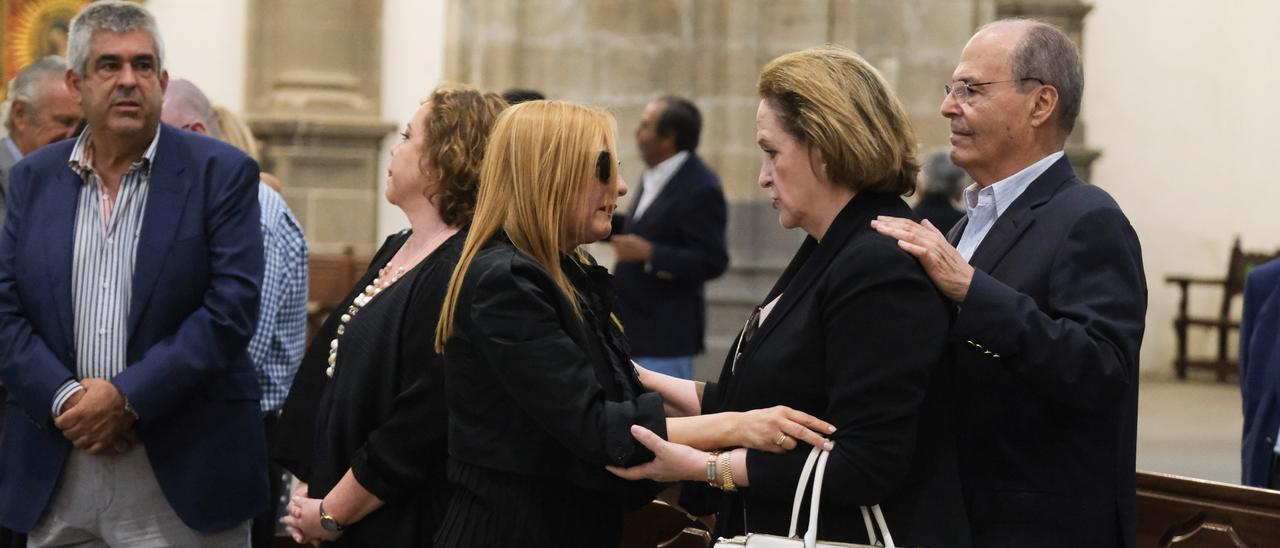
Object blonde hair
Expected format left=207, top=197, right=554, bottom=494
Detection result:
left=435, top=100, right=619, bottom=351
left=213, top=104, right=260, bottom=162
left=757, top=45, right=920, bottom=195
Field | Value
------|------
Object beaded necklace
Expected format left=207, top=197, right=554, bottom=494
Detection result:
left=326, top=263, right=409, bottom=378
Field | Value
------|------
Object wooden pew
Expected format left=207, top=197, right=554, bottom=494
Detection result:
left=306, top=246, right=370, bottom=341
left=1137, top=470, right=1280, bottom=547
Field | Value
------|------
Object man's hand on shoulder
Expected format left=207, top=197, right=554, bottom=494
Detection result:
left=611, top=234, right=654, bottom=263
left=870, top=216, right=974, bottom=302
left=54, top=377, right=137, bottom=455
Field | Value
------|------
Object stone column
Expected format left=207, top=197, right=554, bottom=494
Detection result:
left=244, top=0, right=395, bottom=255
left=995, top=0, right=1101, bottom=180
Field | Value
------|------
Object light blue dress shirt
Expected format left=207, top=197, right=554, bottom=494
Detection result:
left=955, top=151, right=1065, bottom=262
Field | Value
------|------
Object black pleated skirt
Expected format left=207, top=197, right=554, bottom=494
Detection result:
left=433, top=460, right=625, bottom=548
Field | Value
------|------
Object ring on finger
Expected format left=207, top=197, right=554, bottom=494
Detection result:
left=775, top=432, right=788, bottom=446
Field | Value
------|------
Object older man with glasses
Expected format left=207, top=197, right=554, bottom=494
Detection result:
left=873, top=18, right=1147, bottom=548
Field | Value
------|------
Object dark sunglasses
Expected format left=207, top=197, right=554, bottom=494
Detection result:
left=596, top=150, right=612, bottom=184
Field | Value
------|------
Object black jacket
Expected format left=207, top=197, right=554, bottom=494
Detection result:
left=614, top=154, right=728, bottom=357
left=693, top=192, right=970, bottom=547
left=946, top=156, right=1146, bottom=548
left=443, top=236, right=666, bottom=501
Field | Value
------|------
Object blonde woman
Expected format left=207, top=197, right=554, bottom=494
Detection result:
left=608, top=46, right=971, bottom=546
left=432, top=100, right=834, bottom=547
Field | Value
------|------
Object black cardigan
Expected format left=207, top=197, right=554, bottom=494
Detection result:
left=694, top=192, right=971, bottom=547
left=273, top=230, right=463, bottom=546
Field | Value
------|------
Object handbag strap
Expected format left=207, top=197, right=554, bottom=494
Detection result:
left=788, top=445, right=898, bottom=548
left=786, top=447, right=823, bottom=538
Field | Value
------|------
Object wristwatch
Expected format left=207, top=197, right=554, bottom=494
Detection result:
left=318, top=500, right=345, bottom=533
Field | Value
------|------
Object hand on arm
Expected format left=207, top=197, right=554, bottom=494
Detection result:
left=667, top=406, right=834, bottom=454
left=870, top=217, right=973, bottom=302
left=607, top=425, right=753, bottom=487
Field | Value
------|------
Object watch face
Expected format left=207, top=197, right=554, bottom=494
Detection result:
left=321, top=516, right=340, bottom=532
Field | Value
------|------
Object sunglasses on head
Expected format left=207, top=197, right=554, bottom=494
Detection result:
left=596, top=150, right=612, bottom=184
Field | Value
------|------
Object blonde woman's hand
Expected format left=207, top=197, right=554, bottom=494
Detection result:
left=607, top=425, right=705, bottom=483
left=732, top=406, right=834, bottom=453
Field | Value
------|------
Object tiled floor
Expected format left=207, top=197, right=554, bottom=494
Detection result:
left=1137, top=377, right=1242, bottom=484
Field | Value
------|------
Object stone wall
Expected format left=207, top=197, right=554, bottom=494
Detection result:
left=444, top=0, right=1097, bottom=379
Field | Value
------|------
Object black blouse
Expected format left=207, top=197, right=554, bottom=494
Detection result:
left=434, top=237, right=665, bottom=548
left=274, top=230, right=464, bottom=547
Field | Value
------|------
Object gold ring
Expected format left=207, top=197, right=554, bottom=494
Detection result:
left=775, top=433, right=788, bottom=446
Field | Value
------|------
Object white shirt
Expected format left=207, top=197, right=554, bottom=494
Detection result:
left=955, top=151, right=1065, bottom=262
left=632, top=150, right=689, bottom=220
left=2, top=136, right=22, bottom=161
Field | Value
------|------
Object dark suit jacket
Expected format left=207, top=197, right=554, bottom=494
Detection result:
left=698, top=192, right=969, bottom=547
left=946, top=156, right=1146, bottom=548
left=614, top=153, right=728, bottom=357
left=1241, top=259, right=1280, bottom=487
left=0, top=125, right=267, bottom=533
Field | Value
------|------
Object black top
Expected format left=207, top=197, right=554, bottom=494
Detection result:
left=613, top=154, right=728, bottom=357
left=275, top=230, right=464, bottom=547
left=945, top=157, right=1145, bottom=548
left=687, top=192, right=971, bottom=547
left=435, top=236, right=666, bottom=548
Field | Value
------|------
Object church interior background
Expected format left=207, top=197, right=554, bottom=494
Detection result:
left=3, top=0, right=1278, bottom=487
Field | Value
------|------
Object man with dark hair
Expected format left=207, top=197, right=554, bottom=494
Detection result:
left=501, top=88, right=545, bottom=105
left=612, top=96, right=728, bottom=380
left=873, top=18, right=1146, bottom=547
left=0, top=2, right=267, bottom=545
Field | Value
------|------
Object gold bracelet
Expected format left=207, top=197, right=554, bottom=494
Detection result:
left=718, top=451, right=737, bottom=492
left=706, top=451, right=720, bottom=486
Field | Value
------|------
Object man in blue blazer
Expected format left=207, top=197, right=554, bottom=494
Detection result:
left=1241, top=259, right=1280, bottom=488
left=874, top=19, right=1146, bottom=547
left=0, top=2, right=266, bottom=544
left=611, top=96, right=728, bottom=379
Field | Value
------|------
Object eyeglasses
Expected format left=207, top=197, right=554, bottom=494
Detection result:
left=730, top=305, right=763, bottom=373
left=943, top=78, right=1044, bottom=103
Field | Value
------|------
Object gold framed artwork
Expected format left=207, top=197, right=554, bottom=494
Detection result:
left=1, top=0, right=93, bottom=101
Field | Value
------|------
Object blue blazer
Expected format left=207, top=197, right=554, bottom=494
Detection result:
left=0, top=125, right=267, bottom=532
left=1241, top=259, right=1280, bottom=487
left=946, top=156, right=1147, bottom=548
left=613, top=154, right=728, bottom=357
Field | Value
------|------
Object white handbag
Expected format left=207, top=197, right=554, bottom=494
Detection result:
left=713, top=446, right=897, bottom=548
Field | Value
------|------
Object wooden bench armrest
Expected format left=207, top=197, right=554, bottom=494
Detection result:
left=1164, top=275, right=1227, bottom=286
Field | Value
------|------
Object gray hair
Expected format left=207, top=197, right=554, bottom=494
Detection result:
left=2, top=56, right=70, bottom=132
left=67, top=0, right=165, bottom=77
left=163, top=79, right=221, bottom=138
left=987, top=18, right=1083, bottom=136
left=922, top=150, right=966, bottom=196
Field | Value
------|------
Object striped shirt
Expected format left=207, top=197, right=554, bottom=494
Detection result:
left=51, top=127, right=161, bottom=417
left=246, top=182, right=308, bottom=412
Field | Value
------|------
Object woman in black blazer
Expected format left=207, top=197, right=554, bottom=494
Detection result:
left=431, top=100, right=836, bottom=548
left=608, top=47, right=971, bottom=546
